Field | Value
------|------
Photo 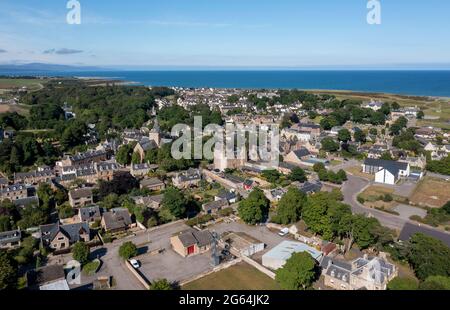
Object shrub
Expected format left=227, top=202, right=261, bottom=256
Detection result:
left=357, top=196, right=365, bottom=204
left=119, top=242, right=138, bottom=260
left=185, top=214, right=214, bottom=227
left=72, top=242, right=90, bottom=265
left=383, top=194, right=394, bottom=202
left=218, top=207, right=234, bottom=217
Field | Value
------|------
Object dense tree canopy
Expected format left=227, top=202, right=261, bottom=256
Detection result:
left=275, top=252, right=318, bottom=290
left=273, top=187, right=307, bottom=225
left=238, top=188, right=270, bottom=225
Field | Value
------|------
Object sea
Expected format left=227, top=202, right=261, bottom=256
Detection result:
left=1, top=70, right=450, bottom=97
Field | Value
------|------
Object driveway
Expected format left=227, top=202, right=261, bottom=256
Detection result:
left=342, top=175, right=407, bottom=230
left=394, top=204, right=427, bottom=221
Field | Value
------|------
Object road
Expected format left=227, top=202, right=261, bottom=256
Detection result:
left=342, top=175, right=450, bottom=243
left=342, top=175, right=407, bottom=230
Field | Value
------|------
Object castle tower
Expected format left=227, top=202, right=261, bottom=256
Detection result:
left=149, top=118, right=161, bottom=147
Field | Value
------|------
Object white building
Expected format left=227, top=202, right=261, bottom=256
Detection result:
left=262, top=241, right=323, bottom=270
left=362, top=159, right=410, bottom=185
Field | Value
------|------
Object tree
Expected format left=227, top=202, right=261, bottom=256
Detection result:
left=419, top=276, right=450, bottom=290
left=116, top=144, right=133, bottom=165
left=289, top=167, right=307, bottom=183
left=369, top=128, right=378, bottom=136
left=98, top=172, right=139, bottom=198
left=321, top=137, right=340, bottom=152
left=354, top=130, right=366, bottom=143
left=119, top=242, right=138, bottom=260
left=417, top=110, right=425, bottom=120
left=275, top=188, right=307, bottom=225
left=261, top=169, right=281, bottom=183
left=337, top=169, right=348, bottom=182
left=387, top=277, right=418, bottom=290
left=408, top=233, right=450, bottom=280
left=351, top=215, right=379, bottom=249
left=161, top=187, right=187, bottom=219
left=313, top=162, right=326, bottom=173
left=338, top=129, right=351, bottom=143
left=72, top=242, right=90, bottom=265
left=302, top=192, right=334, bottom=240
left=391, top=102, right=400, bottom=111
left=442, top=201, right=450, bottom=215
left=275, top=252, right=318, bottom=290
left=238, top=188, right=270, bottom=225
left=150, top=279, right=173, bottom=290
left=0, top=250, right=17, bottom=290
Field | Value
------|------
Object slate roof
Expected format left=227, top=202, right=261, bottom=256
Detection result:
left=102, top=208, right=132, bottom=231
left=203, top=198, right=228, bottom=213
left=0, top=229, right=21, bottom=245
left=78, top=205, right=101, bottom=222
left=69, top=188, right=93, bottom=200
left=140, top=177, right=164, bottom=188
left=363, top=158, right=409, bottom=175
left=293, top=148, right=311, bottom=158
left=40, top=222, right=90, bottom=245
left=177, top=229, right=214, bottom=248
left=298, top=181, right=322, bottom=194
left=27, top=265, right=66, bottom=288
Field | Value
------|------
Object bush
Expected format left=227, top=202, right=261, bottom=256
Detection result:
left=146, top=217, right=158, bottom=228
left=119, top=242, right=138, bottom=260
left=387, top=276, right=418, bottom=290
left=83, top=260, right=101, bottom=276
left=218, top=207, right=234, bottom=217
left=383, top=194, right=394, bottom=202
left=185, top=214, right=214, bottom=227
left=72, top=242, right=90, bottom=265
left=357, top=196, right=365, bottom=204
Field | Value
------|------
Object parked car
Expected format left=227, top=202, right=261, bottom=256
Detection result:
left=129, top=259, right=140, bottom=269
left=278, top=228, right=289, bottom=237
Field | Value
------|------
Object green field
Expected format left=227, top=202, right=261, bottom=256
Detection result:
left=0, top=78, right=45, bottom=91
left=182, top=262, right=281, bottom=290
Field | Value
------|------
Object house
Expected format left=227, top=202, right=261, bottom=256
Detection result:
left=415, top=127, right=435, bottom=139
left=362, top=159, right=410, bottom=185
left=284, top=148, right=311, bottom=165
left=262, top=241, right=323, bottom=270
left=330, top=126, right=344, bottom=136
left=69, top=188, right=94, bottom=208
left=101, top=208, right=132, bottom=233
left=140, top=177, right=165, bottom=191
left=170, top=229, right=214, bottom=257
left=78, top=205, right=102, bottom=223
left=202, top=198, right=229, bottom=214
left=266, top=188, right=287, bottom=202
left=40, top=222, right=91, bottom=251
left=172, top=168, right=202, bottom=189
left=0, top=229, right=21, bottom=249
left=26, top=265, right=70, bottom=291
left=130, top=163, right=158, bottom=177
left=14, top=169, right=56, bottom=185
left=221, top=232, right=265, bottom=257
left=57, top=150, right=108, bottom=167
left=0, top=177, right=9, bottom=189
left=214, top=190, right=238, bottom=204
left=134, top=138, right=158, bottom=163
left=321, top=255, right=397, bottom=290
left=243, top=179, right=254, bottom=191
left=132, top=194, right=164, bottom=210
left=400, top=156, right=427, bottom=170
left=297, top=181, right=323, bottom=194
left=363, top=100, right=383, bottom=111
left=0, top=184, right=29, bottom=202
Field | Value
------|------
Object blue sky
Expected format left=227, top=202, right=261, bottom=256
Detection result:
left=1, top=0, right=450, bottom=69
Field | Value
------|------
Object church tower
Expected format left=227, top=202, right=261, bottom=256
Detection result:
left=149, top=118, right=161, bottom=147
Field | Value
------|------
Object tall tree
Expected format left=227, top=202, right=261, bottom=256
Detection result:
left=275, top=252, right=318, bottom=290
left=238, top=188, right=270, bottom=225
left=275, top=188, right=307, bottom=225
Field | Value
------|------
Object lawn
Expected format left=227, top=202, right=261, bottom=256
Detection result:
left=0, top=104, right=30, bottom=116
left=409, top=177, right=450, bottom=208
left=344, top=166, right=374, bottom=180
left=0, top=78, right=45, bottom=91
left=182, top=262, right=281, bottom=290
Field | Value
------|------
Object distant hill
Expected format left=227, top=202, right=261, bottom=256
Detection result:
left=0, top=63, right=105, bottom=72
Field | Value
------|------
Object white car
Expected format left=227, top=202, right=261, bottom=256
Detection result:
left=129, top=259, right=140, bottom=269
left=278, top=228, right=289, bottom=237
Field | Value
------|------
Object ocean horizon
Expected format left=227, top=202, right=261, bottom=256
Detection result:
left=1, top=70, right=450, bottom=97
